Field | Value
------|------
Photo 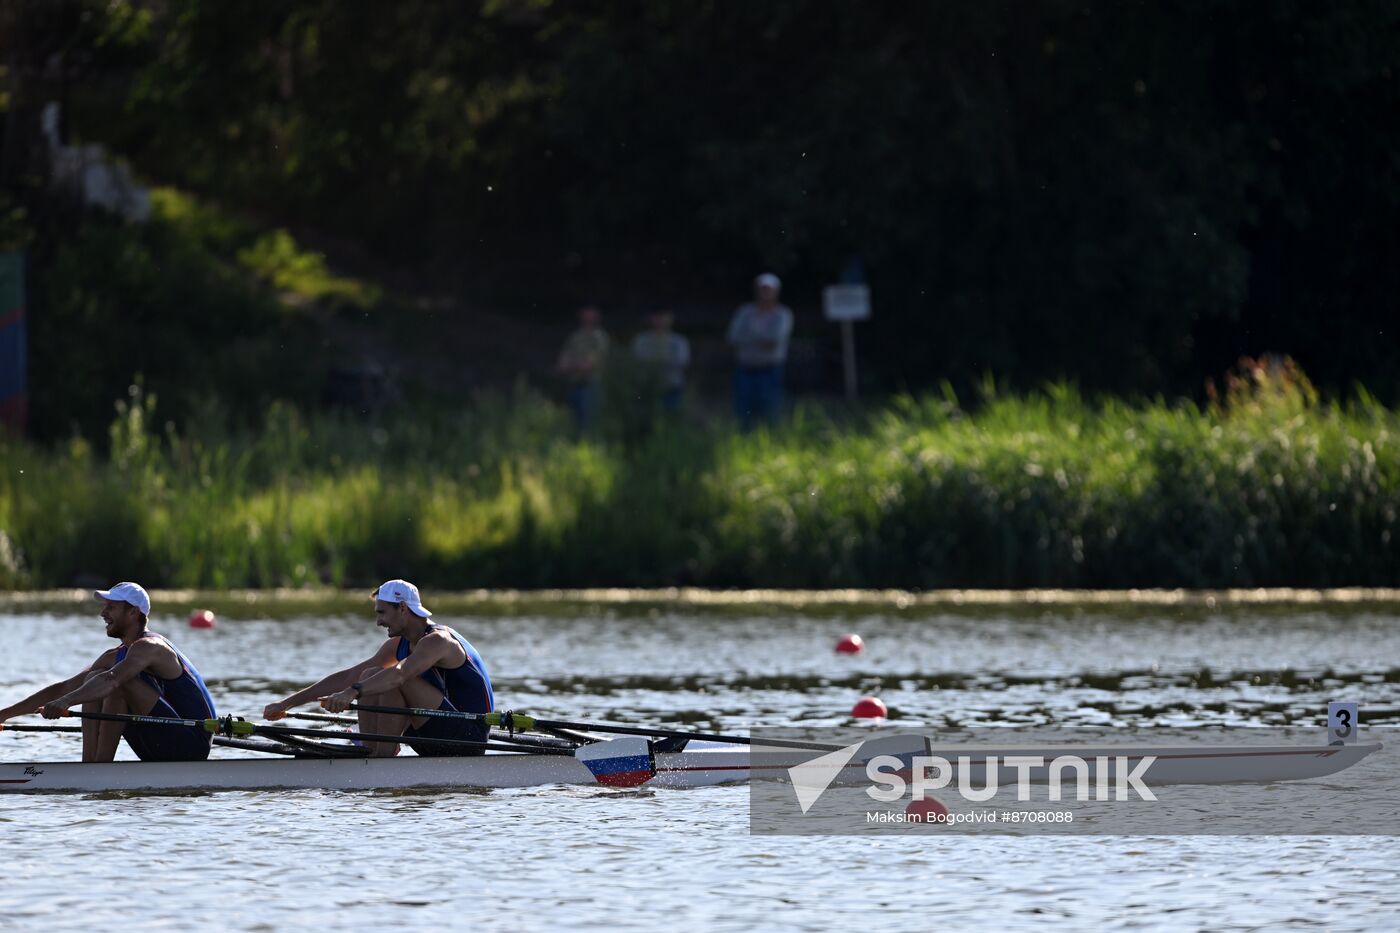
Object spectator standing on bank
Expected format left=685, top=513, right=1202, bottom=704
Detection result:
left=726, top=273, right=793, bottom=431
left=631, top=309, right=690, bottom=414
left=556, top=305, right=609, bottom=433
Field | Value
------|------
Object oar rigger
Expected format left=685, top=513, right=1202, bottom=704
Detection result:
left=207, top=715, right=257, bottom=738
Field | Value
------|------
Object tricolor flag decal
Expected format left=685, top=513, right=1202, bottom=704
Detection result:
left=576, top=737, right=657, bottom=788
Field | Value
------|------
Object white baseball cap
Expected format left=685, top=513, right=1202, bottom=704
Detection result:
left=94, top=582, right=151, bottom=616
left=373, top=579, right=433, bottom=618
left=754, top=273, right=782, bottom=290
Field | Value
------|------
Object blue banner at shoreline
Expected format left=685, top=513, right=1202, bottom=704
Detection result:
left=0, top=252, right=27, bottom=435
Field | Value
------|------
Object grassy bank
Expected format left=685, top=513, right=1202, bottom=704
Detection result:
left=3, top=372, right=1398, bottom=590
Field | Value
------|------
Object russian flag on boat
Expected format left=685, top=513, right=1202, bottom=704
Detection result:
left=576, top=737, right=656, bottom=787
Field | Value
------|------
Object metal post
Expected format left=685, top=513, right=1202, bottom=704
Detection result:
left=841, top=319, right=857, bottom=401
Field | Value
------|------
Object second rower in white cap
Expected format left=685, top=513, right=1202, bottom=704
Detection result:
left=263, top=579, right=495, bottom=757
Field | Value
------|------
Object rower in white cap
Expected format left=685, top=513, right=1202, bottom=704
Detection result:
left=262, top=579, right=495, bottom=756
left=0, top=582, right=217, bottom=761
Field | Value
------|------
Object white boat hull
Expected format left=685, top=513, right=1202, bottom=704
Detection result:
left=0, top=742, right=1381, bottom=793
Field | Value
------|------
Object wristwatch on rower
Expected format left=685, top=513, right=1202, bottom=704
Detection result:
left=351, top=683, right=364, bottom=699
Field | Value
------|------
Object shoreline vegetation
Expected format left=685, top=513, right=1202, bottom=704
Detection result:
left=3, top=366, right=1398, bottom=592
left=6, top=587, right=1400, bottom=617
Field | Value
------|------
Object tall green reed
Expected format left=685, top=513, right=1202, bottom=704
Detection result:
left=3, top=371, right=1398, bottom=589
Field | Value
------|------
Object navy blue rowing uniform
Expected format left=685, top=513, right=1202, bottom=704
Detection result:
left=115, top=632, right=216, bottom=761
left=396, top=623, right=494, bottom=756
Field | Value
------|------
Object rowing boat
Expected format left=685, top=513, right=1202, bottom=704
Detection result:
left=0, top=740, right=1381, bottom=793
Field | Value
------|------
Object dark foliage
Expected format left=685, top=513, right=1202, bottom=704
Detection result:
left=4, top=0, right=1398, bottom=410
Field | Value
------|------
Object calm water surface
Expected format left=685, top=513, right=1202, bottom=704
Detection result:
left=1, top=601, right=1398, bottom=931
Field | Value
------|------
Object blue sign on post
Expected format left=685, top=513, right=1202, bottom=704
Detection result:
left=0, top=252, right=27, bottom=436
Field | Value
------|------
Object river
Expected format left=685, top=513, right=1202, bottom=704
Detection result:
left=1, top=596, right=1397, bottom=930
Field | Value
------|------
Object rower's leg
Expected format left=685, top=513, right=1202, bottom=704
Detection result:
left=117, top=677, right=160, bottom=718
left=399, top=677, right=446, bottom=732
left=397, top=677, right=454, bottom=756
left=80, top=671, right=122, bottom=763
left=85, top=676, right=161, bottom=763
left=355, top=667, right=408, bottom=757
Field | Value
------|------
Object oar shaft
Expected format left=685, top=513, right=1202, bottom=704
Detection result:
left=298, top=708, right=575, bottom=750
left=347, top=702, right=840, bottom=751
left=0, top=723, right=83, bottom=733
left=287, top=710, right=355, bottom=724
left=526, top=719, right=840, bottom=752
left=344, top=701, right=476, bottom=722
left=65, top=710, right=211, bottom=730
left=238, top=720, right=566, bottom=756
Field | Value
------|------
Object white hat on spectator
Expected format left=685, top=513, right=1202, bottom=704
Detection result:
left=754, top=273, right=782, bottom=290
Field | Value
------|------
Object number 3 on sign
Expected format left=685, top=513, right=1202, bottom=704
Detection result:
left=1327, top=701, right=1359, bottom=745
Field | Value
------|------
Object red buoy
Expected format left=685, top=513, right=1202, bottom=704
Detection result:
left=835, top=633, right=865, bottom=655
left=851, top=696, right=888, bottom=719
left=188, top=609, right=217, bottom=629
left=905, top=797, right=949, bottom=823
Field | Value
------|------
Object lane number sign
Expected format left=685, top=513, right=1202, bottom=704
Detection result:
left=1327, top=701, right=1358, bottom=745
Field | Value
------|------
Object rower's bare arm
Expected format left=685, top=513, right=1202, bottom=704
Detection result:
left=44, top=643, right=165, bottom=715
left=0, top=650, right=118, bottom=721
left=264, top=642, right=398, bottom=719
left=351, top=633, right=454, bottom=698
left=262, top=665, right=368, bottom=718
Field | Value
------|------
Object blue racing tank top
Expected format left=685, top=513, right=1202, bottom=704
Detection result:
left=116, top=632, right=217, bottom=719
left=396, top=623, right=494, bottom=713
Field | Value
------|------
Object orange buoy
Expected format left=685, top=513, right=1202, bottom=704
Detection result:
left=905, top=797, right=949, bottom=823
left=188, top=609, right=217, bottom=629
left=835, top=633, right=865, bottom=654
left=851, top=695, right=888, bottom=718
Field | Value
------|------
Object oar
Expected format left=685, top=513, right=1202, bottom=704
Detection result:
left=222, top=718, right=570, bottom=756
left=19, top=710, right=574, bottom=761
left=4, top=715, right=332, bottom=757
left=286, top=710, right=355, bottom=724
left=213, top=736, right=302, bottom=757
left=252, top=729, right=369, bottom=759
left=292, top=708, right=578, bottom=751
left=63, top=709, right=215, bottom=730
left=54, top=710, right=530, bottom=755
left=335, top=705, right=668, bottom=787
left=344, top=701, right=843, bottom=752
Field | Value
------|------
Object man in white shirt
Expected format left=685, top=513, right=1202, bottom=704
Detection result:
left=725, top=273, right=793, bottom=430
